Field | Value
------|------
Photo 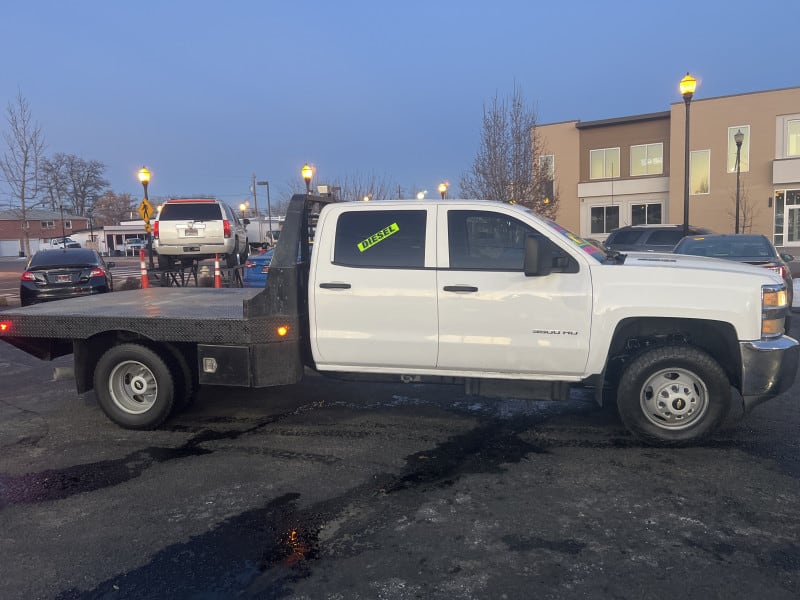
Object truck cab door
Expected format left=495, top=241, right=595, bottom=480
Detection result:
left=310, top=205, right=438, bottom=370
left=435, top=206, right=592, bottom=377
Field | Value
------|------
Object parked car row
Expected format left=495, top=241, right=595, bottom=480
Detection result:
left=599, top=224, right=796, bottom=331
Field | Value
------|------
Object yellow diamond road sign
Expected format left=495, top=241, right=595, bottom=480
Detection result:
left=138, top=198, right=154, bottom=223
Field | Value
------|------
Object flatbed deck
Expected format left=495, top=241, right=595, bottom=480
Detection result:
left=3, top=288, right=268, bottom=344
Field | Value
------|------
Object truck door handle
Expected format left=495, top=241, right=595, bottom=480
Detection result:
left=443, top=285, right=478, bottom=293
left=319, top=282, right=351, bottom=289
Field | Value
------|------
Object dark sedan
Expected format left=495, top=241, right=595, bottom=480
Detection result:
left=20, top=248, right=114, bottom=306
left=673, top=233, right=795, bottom=329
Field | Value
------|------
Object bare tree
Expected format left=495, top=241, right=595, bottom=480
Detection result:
left=726, top=181, right=760, bottom=234
left=65, top=155, right=108, bottom=216
left=329, top=171, right=399, bottom=202
left=91, top=190, right=137, bottom=226
left=40, top=153, right=70, bottom=211
left=0, top=92, right=46, bottom=255
left=459, top=85, right=556, bottom=218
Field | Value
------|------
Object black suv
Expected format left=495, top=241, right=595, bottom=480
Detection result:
left=604, top=224, right=713, bottom=253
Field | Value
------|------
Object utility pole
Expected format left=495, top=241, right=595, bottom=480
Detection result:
left=250, top=173, right=262, bottom=244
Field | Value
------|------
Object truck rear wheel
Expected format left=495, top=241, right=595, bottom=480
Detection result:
left=616, top=345, right=730, bottom=446
left=94, top=344, right=174, bottom=429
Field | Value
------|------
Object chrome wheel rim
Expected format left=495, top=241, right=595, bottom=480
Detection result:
left=108, top=360, right=158, bottom=414
left=640, top=367, right=708, bottom=430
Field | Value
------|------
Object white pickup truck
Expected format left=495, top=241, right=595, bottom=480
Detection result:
left=2, top=195, right=797, bottom=446
left=46, top=237, right=81, bottom=249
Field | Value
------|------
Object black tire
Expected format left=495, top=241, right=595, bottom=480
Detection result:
left=225, top=249, right=239, bottom=269
left=93, top=343, right=174, bottom=429
left=162, top=344, right=197, bottom=413
left=616, top=345, right=730, bottom=447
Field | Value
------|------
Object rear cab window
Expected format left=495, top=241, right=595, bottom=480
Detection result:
left=333, top=210, right=427, bottom=268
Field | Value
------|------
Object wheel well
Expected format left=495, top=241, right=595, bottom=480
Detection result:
left=605, top=318, right=741, bottom=391
left=74, top=331, right=197, bottom=394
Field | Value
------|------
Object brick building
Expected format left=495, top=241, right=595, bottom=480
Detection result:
left=0, top=209, right=89, bottom=256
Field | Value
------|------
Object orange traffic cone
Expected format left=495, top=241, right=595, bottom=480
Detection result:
left=140, top=248, right=149, bottom=289
left=214, top=254, right=222, bottom=288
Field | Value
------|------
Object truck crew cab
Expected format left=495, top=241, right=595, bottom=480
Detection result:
left=1, top=195, right=797, bottom=446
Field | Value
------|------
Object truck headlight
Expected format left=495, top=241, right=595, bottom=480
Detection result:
left=762, top=284, right=788, bottom=338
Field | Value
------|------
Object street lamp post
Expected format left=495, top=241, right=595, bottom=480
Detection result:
left=137, top=167, right=154, bottom=270
left=239, top=203, right=247, bottom=219
left=59, top=203, right=66, bottom=243
left=734, top=129, right=744, bottom=234
left=680, top=73, right=697, bottom=239
left=256, top=180, right=273, bottom=246
left=301, top=164, right=313, bottom=195
left=438, top=182, right=448, bottom=199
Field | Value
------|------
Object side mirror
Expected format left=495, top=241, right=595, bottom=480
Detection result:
left=780, top=253, right=794, bottom=263
left=106, top=261, right=116, bottom=268
left=524, top=236, right=553, bottom=277
left=243, top=218, right=251, bottom=225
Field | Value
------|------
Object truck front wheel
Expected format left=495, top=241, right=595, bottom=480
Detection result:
left=616, top=345, right=730, bottom=446
left=94, top=344, right=175, bottom=429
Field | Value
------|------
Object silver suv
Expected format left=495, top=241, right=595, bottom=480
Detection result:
left=154, top=198, right=249, bottom=268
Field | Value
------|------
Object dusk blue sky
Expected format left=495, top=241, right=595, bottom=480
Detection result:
left=1, top=1, right=796, bottom=207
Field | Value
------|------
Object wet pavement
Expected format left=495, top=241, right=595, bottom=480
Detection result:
left=0, top=340, right=799, bottom=599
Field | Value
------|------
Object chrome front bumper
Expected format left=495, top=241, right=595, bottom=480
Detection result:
left=740, top=335, right=800, bottom=411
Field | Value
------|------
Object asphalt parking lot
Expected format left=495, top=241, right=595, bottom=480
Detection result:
left=1, top=337, right=799, bottom=599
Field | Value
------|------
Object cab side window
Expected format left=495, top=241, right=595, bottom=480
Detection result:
left=334, top=210, right=427, bottom=268
left=447, top=210, right=577, bottom=272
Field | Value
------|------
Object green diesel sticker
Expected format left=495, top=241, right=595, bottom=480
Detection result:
left=357, top=222, right=400, bottom=252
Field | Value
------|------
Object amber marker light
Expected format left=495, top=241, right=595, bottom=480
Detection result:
left=277, top=325, right=289, bottom=337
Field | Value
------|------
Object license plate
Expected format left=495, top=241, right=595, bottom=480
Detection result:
left=184, top=228, right=198, bottom=237
left=56, top=275, right=71, bottom=283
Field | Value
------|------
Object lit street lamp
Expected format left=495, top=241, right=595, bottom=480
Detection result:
left=239, top=202, right=248, bottom=218
left=734, top=129, right=744, bottom=234
left=438, top=182, right=448, bottom=199
left=301, top=164, right=313, bottom=194
left=680, top=73, right=697, bottom=239
left=137, top=166, right=155, bottom=270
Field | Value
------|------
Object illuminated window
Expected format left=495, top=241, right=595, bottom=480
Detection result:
left=690, top=150, right=710, bottom=195
left=727, top=126, right=750, bottom=173
left=630, top=143, right=663, bottom=176
left=590, top=148, right=620, bottom=179
left=789, top=120, right=800, bottom=157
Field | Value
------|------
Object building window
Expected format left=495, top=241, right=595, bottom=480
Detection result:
left=540, top=154, right=555, bottom=203
left=590, top=148, right=620, bottom=180
left=789, top=120, right=800, bottom=157
left=727, top=125, right=750, bottom=173
left=21, top=221, right=30, bottom=230
left=64, top=220, right=72, bottom=230
left=630, top=143, right=663, bottom=176
left=590, top=205, right=620, bottom=234
left=539, top=154, right=554, bottom=179
left=631, top=203, right=662, bottom=225
left=690, top=150, right=710, bottom=195
left=41, top=220, right=55, bottom=229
